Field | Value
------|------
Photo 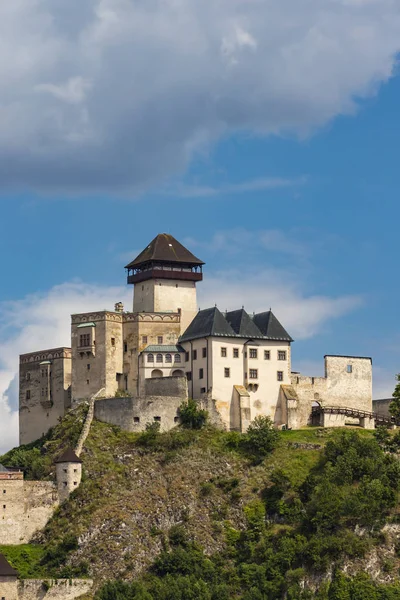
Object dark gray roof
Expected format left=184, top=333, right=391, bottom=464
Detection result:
left=252, top=311, right=293, bottom=342
left=0, top=464, right=9, bottom=473
left=55, top=448, right=82, bottom=464
left=180, top=307, right=236, bottom=342
left=0, top=554, right=18, bottom=577
left=225, top=309, right=263, bottom=338
left=180, top=307, right=292, bottom=343
left=143, top=345, right=184, bottom=353
left=125, top=234, right=204, bottom=269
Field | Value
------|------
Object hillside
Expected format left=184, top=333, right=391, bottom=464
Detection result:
left=2, top=408, right=400, bottom=598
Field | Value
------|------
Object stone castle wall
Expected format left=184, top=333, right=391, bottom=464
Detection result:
left=291, top=355, right=373, bottom=428
left=17, top=579, right=92, bottom=599
left=94, top=376, right=188, bottom=432
left=0, top=480, right=58, bottom=545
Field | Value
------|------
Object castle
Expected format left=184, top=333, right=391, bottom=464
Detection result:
left=19, top=233, right=375, bottom=446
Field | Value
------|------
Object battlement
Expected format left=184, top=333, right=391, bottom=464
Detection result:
left=71, top=310, right=181, bottom=325
left=20, top=348, right=72, bottom=364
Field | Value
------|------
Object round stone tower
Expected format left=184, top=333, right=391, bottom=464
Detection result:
left=55, top=448, right=83, bottom=503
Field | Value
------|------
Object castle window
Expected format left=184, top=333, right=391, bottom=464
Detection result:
left=3, top=490, right=5, bottom=494
left=249, top=369, right=258, bottom=379
left=74, top=469, right=77, bottom=473
left=26, top=390, right=31, bottom=400
left=148, top=354, right=154, bottom=363
left=79, top=333, right=91, bottom=348
left=221, top=347, right=227, bottom=358
left=154, top=416, right=161, bottom=422
left=87, top=364, right=90, bottom=370
left=175, top=354, right=181, bottom=363
left=199, top=368, right=204, bottom=379
left=63, top=482, right=67, bottom=487
left=277, top=371, right=284, bottom=382
left=224, top=368, right=230, bottom=378
left=134, top=417, right=140, bottom=423
left=278, top=351, right=287, bottom=361
left=347, top=365, right=353, bottom=373
left=26, top=372, right=31, bottom=381
left=233, top=348, right=239, bottom=358
left=111, top=337, right=115, bottom=346
left=200, top=387, right=206, bottom=394
left=124, top=375, right=128, bottom=390
left=165, top=353, right=172, bottom=363
left=63, top=469, right=67, bottom=473
left=264, top=350, right=270, bottom=360
left=186, top=372, right=192, bottom=381
left=185, top=352, right=190, bottom=362
left=174, top=416, right=179, bottom=422
left=202, top=347, right=207, bottom=358
left=124, top=342, right=128, bottom=353
left=74, top=482, right=77, bottom=486
left=158, top=336, right=163, bottom=344
left=249, top=349, right=258, bottom=359
left=193, top=350, right=197, bottom=360
left=156, top=353, right=163, bottom=363
left=142, top=336, right=148, bottom=345
left=2, top=505, right=5, bottom=509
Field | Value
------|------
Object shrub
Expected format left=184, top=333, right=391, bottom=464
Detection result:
left=243, top=416, right=279, bottom=460
left=178, top=399, right=208, bottom=430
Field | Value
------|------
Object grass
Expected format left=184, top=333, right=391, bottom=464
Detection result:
left=0, top=544, right=46, bottom=578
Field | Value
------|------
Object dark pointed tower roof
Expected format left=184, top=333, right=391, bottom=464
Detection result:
left=225, top=309, right=263, bottom=338
left=0, top=554, right=18, bottom=577
left=180, top=307, right=236, bottom=342
left=252, top=311, right=293, bottom=341
left=125, top=234, right=204, bottom=269
left=55, top=448, right=82, bottom=464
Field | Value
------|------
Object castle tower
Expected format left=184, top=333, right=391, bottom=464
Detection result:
left=0, top=554, right=18, bottom=600
left=55, top=448, right=82, bottom=503
left=125, top=234, right=204, bottom=332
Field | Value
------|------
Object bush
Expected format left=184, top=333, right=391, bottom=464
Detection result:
left=178, top=399, right=208, bottom=429
left=243, top=416, right=279, bottom=460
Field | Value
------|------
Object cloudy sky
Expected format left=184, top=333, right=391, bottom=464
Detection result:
left=1, top=0, right=400, bottom=453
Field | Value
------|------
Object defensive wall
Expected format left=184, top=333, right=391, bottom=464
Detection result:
left=290, top=355, right=373, bottom=428
left=16, top=579, right=93, bottom=599
left=372, top=398, right=392, bottom=418
left=0, top=471, right=58, bottom=545
left=94, top=376, right=188, bottom=431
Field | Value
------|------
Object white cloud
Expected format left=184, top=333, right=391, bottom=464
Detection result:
left=0, top=0, right=398, bottom=191
left=198, top=269, right=361, bottom=340
left=170, top=176, right=305, bottom=198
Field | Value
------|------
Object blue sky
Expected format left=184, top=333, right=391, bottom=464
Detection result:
left=1, top=0, right=400, bottom=452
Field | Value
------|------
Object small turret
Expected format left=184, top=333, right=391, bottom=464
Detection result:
left=0, top=553, right=18, bottom=600
left=55, top=448, right=83, bottom=503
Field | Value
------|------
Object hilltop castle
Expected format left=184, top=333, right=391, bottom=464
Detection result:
left=19, top=233, right=375, bottom=446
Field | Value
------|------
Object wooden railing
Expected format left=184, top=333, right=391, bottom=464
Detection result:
left=311, top=405, right=397, bottom=425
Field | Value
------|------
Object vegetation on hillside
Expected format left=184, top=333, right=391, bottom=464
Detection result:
left=1, top=403, right=400, bottom=598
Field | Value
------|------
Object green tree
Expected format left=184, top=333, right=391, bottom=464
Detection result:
left=389, top=374, right=400, bottom=420
left=178, top=399, right=208, bottom=429
left=244, top=416, right=279, bottom=461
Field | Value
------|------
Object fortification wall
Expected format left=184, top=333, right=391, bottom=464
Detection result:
left=0, top=481, right=58, bottom=545
left=94, top=378, right=188, bottom=432
left=291, top=356, right=373, bottom=428
left=17, top=579, right=93, bottom=599
left=373, top=398, right=391, bottom=418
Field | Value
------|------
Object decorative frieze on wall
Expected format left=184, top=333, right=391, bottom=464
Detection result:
left=71, top=310, right=181, bottom=325
left=20, top=348, right=72, bottom=364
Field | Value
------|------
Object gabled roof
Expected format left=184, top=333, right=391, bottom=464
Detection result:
left=0, top=554, right=18, bottom=577
left=252, top=311, right=293, bottom=342
left=125, top=234, right=204, bottom=269
left=0, top=464, right=9, bottom=473
left=180, top=307, right=293, bottom=343
left=180, top=307, right=236, bottom=342
left=225, top=309, right=262, bottom=338
left=143, top=345, right=185, bottom=353
left=55, top=448, right=82, bottom=464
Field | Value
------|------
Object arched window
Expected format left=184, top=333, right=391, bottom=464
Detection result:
left=174, top=354, right=181, bottom=363
left=156, top=353, right=163, bottom=363
left=147, top=354, right=154, bottom=363
left=165, top=353, right=172, bottom=363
